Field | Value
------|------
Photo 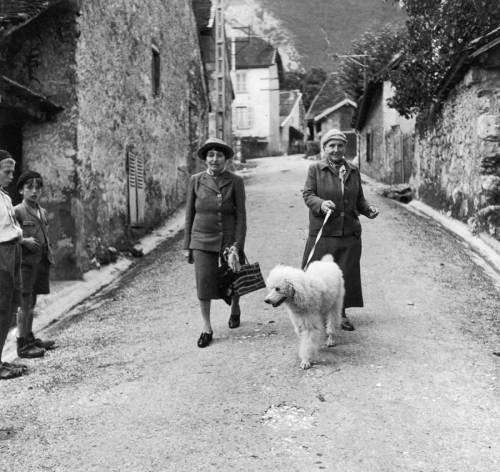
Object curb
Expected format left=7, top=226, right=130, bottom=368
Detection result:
left=362, top=173, right=500, bottom=281
left=3, top=206, right=186, bottom=363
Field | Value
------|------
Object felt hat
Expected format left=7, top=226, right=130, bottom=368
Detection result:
left=17, top=170, right=43, bottom=191
left=321, top=129, right=348, bottom=149
left=197, top=138, right=234, bottom=160
left=0, top=150, right=13, bottom=164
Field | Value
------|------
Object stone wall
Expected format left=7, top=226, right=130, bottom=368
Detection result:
left=413, top=54, right=500, bottom=241
left=0, top=0, right=82, bottom=278
left=1, top=0, right=209, bottom=277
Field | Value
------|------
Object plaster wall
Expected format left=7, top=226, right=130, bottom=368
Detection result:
left=359, top=82, right=415, bottom=184
left=359, top=86, right=386, bottom=181
left=232, top=64, right=280, bottom=157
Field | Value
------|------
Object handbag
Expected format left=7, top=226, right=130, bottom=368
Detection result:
left=217, top=263, right=236, bottom=306
left=232, top=255, right=266, bottom=297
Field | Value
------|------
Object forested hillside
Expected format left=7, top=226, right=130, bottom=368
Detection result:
left=225, top=0, right=406, bottom=71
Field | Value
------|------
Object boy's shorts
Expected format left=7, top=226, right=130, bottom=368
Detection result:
left=21, top=254, right=50, bottom=296
left=0, top=241, right=22, bottom=309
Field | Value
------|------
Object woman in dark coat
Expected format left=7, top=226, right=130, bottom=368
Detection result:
left=183, top=138, right=247, bottom=348
left=302, top=129, right=379, bottom=330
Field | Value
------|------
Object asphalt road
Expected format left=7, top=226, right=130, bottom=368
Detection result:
left=1, top=155, right=500, bottom=472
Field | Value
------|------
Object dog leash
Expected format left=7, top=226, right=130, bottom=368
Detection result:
left=304, top=209, right=332, bottom=270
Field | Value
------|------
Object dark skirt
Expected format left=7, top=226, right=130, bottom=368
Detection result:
left=301, top=235, right=363, bottom=308
left=193, top=249, right=222, bottom=300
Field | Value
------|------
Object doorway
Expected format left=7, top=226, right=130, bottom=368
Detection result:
left=0, top=124, right=23, bottom=205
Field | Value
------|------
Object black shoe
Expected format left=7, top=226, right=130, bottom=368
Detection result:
left=341, top=318, right=355, bottom=331
left=228, top=314, right=240, bottom=329
left=17, top=337, right=45, bottom=358
left=197, top=332, right=213, bottom=348
left=28, top=333, right=55, bottom=350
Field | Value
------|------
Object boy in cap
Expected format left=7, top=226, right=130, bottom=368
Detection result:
left=14, top=170, right=55, bottom=358
left=0, top=150, right=26, bottom=379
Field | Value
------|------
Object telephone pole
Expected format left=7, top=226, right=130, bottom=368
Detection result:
left=214, top=0, right=226, bottom=140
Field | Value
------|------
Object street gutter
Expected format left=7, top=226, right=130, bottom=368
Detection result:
left=3, top=206, right=186, bottom=363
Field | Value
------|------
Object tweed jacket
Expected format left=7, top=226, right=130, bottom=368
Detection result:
left=303, top=159, right=371, bottom=237
left=14, top=201, right=55, bottom=264
left=183, top=170, right=246, bottom=253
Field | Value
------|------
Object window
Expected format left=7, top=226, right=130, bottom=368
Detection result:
left=366, top=131, right=373, bottom=162
left=152, top=44, right=160, bottom=96
left=127, top=149, right=145, bottom=227
left=236, top=106, right=252, bottom=129
left=236, top=72, right=247, bottom=93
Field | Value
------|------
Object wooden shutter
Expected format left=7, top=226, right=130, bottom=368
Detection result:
left=128, top=150, right=145, bottom=227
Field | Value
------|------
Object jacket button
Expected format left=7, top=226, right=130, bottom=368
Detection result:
left=341, top=212, right=345, bottom=216
left=218, top=222, right=222, bottom=226
left=219, top=232, right=223, bottom=235
left=344, top=199, right=348, bottom=204
left=217, top=194, right=222, bottom=198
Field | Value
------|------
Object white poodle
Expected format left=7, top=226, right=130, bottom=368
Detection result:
left=264, top=255, right=345, bottom=369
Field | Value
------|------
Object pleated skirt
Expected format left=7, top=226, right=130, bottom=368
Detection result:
left=301, top=235, right=363, bottom=308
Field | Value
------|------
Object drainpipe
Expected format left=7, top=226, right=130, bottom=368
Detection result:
left=231, top=36, right=236, bottom=73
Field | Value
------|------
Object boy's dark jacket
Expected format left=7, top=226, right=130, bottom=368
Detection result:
left=14, top=201, right=55, bottom=264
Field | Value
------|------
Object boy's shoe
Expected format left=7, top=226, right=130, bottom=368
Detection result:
left=28, top=332, right=55, bottom=350
left=17, top=337, right=45, bottom=359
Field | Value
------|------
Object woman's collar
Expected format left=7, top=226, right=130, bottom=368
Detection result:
left=206, top=167, right=226, bottom=177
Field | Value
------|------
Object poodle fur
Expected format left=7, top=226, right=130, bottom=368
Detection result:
left=264, top=254, right=345, bottom=369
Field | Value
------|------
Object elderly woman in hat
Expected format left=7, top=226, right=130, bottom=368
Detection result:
left=302, top=129, right=379, bottom=331
left=183, top=138, right=247, bottom=348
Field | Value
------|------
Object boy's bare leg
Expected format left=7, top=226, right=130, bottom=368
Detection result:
left=26, top=294, right=55, bottom=349
left=16, top=293, right=31, bottom=338
left=0, top=307, right=26, bottom=378
left=16, top=293, right=44, bottom=358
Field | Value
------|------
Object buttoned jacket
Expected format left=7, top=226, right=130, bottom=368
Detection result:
left=183, top=170, right=246, bottom=253
left=303, top=159, right=371, bottom=237
left=14, top=201, right=55, bottom=264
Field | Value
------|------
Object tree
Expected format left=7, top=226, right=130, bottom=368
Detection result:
left=335, top=26, right=405, bottom=104
left=386, top=0, right=500, bottom=117
left=281, top=67, right=329, bottom=112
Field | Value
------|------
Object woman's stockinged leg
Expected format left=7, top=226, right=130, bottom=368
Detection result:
left=199, top=299, right=212, bottom=334
left=231, top=295, right=241, bottom=316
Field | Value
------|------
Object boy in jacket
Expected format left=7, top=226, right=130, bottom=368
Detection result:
left=14, top=171, right=55, bottom=358
left=0, top=151, right=26, bottom=379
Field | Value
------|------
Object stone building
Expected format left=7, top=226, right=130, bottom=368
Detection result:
left=354, top=59, right=415, bottom=183
left=306, top=82, right=357, bottom=160
left=0, top=0, right=210, bottom=278
left=412, top=27, right=500, bottom=242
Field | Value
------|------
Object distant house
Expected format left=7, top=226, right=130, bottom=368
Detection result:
left=354, top=57, right=415, bottom=183
left=279, top=90, right=307, bottom=155
left=231, top=35, right=283, bottom=158
left=412, top=27, right=500, bottom=241
left=306, top=81, right=357, bottom=160
left=0, top=0, right=210, bottom=278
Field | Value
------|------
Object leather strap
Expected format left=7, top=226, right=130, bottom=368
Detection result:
left=304, top=209, right=332, bottom=270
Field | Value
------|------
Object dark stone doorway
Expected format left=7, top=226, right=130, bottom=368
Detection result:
left=0, top=124, right=23, bottom=205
